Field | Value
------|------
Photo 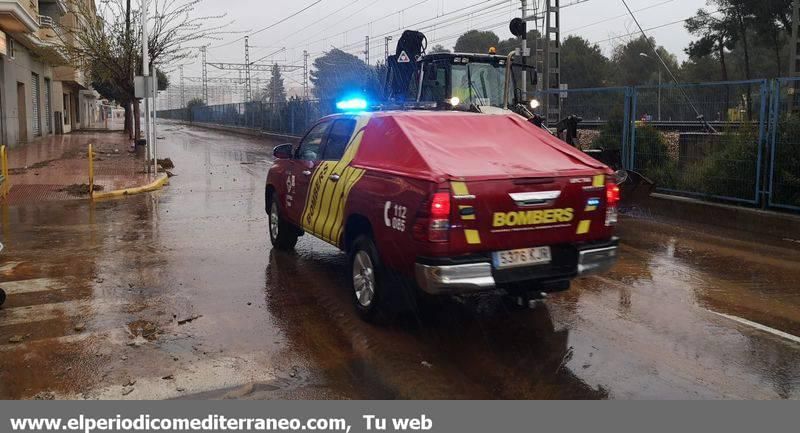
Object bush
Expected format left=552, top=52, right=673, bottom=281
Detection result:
left=633, top=125, right=674, bottom=187
left=679, top=125, right=758, bottom=199
left=774, top=114, right=800, bottom=206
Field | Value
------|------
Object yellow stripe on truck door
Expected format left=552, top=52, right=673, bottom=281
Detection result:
left=301, top=115, right=370, bottom=245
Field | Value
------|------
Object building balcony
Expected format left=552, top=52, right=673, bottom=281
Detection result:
left=54, top=65, right=87, bottom=89
left=12, top=12, right=68, bottom=65
left=0, top=0, right=40, bottom=33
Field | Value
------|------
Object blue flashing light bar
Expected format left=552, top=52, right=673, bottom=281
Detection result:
left=336, top=98, right=368, bottom=111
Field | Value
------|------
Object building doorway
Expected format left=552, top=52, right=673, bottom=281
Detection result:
left=44, top=78, right=52, bottom=134
left=31, top=73, right=41, bottom=136
left=17, top=82, right=27, bottom=143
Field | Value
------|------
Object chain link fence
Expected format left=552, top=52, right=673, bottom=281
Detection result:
left=159, top=99, right=335, bottom=137
left=536, top=87, right=632, bottom=169
left=159, top=79, right=800, bottom=212
left=768, top=78, right=800, bottom=211
left=631, top=80, right=768, bottom=204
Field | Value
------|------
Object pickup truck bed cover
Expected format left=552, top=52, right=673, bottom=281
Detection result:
left=352, top=111, right=606, bottom=182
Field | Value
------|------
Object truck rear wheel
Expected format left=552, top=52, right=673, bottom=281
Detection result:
left=350, top=235, right=387, bottom=322
left=269, top=199, right=298, bottom=251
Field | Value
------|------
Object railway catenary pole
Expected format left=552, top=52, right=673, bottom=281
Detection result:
left=303, top=50, right=310, bottom=100
left=365, top=35, right=370, bottom=64
left=520, top=0, right=528, bottom=101
left=245, top=36, right=252, bottom=102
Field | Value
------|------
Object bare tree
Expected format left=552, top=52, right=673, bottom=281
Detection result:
left=60, top=0, right=230, bottom=140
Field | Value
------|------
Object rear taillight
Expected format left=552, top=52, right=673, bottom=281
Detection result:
left=413, top=192, right=452, bottom=242
left=606, top=183, right=620, bottom=207
left=605, top=183, right=620, bottom=226
left=430, top=192, right=451, bottom=218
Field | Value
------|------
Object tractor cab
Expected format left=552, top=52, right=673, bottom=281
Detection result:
left=383, top=30, right=537, bottom=114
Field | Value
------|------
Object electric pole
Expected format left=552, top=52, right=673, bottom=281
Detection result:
left=179, top=65, right=185, bottom=108
left=142, top=0, right=151, bottom=169
left=365, top=35, right=370, bottom=64
left=384, top=36, right=393, bottom=62
left=245, top=36, right=252, bottom=102
left=303, top=50, right=309, bottom=100
left=520, top=0, right=528, bottom=101
left=790, top=0, right=800, bottom=112
left=201, top=46, right=208, bottom=104
left=543, top=0, right=562, bottom=124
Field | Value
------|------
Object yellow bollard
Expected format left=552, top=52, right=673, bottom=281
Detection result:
left=88, top=143, right=94, bottom=196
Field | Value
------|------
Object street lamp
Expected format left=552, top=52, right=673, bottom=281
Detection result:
left=640, top=52, right=661, bottom=121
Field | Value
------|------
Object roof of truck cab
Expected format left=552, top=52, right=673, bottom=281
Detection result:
left=330, top=111, right=608, bottom=182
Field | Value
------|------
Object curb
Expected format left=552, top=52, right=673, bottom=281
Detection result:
left=92, top=173, right=169, bottom=200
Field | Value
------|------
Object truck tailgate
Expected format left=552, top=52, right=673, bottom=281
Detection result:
left=448, top=173, right=613, bottom=253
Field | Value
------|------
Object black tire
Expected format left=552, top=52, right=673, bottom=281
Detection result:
left=268, top=197, right=299, bottom=251
left=350, top=235, right=388, bottom=322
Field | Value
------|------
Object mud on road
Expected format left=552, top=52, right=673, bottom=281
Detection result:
left=1, top=123, right=799, bottom=400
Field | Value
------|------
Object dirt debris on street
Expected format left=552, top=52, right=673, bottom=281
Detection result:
left=1, top=124, right=799, bottom=401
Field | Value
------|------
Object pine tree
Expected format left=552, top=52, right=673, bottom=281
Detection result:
left=263, top=63, right=287, bottom=105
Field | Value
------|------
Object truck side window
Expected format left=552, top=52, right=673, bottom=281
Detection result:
left=296, top=121, right=331, bottom=160
left=322, top=119, right=357, bottom=160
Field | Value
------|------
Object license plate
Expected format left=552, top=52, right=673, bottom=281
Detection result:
left=492, top=246, right=552, bottom=269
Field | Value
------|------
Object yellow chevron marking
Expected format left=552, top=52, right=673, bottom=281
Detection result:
left=464, top=229, right=481, bottom=245
left=301, top=115, right=370, bottom=245
left=576, top=220, right=591, bottom=235
left=450, top=181, right=470, bottom=196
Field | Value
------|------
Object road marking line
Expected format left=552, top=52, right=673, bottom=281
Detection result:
left=709, top=310, right=800, bottom=345
left=0, top=277, right=66, bottom=295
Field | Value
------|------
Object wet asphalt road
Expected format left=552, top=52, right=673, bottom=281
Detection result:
left=1, top=123, right=799, bottom=400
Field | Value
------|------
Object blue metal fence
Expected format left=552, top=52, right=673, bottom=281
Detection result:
left=767, top=78, right=800, bottom=211
left=534, top=86, right=632, bottom=169
left=630, top=79, right=768, bottom=205
left=159, top=79, right=800, bottom=213
left=159, top=99, right=334, bottom=137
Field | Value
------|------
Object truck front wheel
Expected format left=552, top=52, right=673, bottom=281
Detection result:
left=269, top=199, right=299, bottom=251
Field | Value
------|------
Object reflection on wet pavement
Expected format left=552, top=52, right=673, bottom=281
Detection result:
left=0, top=123, right=798, bottom=400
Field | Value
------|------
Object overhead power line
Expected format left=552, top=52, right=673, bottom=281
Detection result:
left=295, top=0, right=503, bottom=54
left=564, top=0, right=674, bottom=34
left=619, top=0, right=715, bottom=132
left=213, top=0, right=324, bottom=49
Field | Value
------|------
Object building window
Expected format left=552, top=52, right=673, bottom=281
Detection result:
left=8, top=37, right=15, bottom=59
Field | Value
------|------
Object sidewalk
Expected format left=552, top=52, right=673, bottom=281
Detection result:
left=2, top=132, right=156, bottom=205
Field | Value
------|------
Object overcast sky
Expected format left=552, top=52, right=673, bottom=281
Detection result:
left=174, top=0, right=707, bottom=94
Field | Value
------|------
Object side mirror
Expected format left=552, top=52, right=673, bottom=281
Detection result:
left=273, top=143, right=293, bottom=160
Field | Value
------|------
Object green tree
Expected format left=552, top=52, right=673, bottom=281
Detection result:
left=311, top=49, right=381, bottom=103
left=496, top=30, right=542, bottom=56
left=186, top=98, right=206, bottom=122
left=610, top=36, right=678, bottom=86
left=454, top=30, right=500, bottom=54
left=429, top=44, right=451, bottom=54
left=156, top=68, right=169, bottom=91
left=63, top=0, right=228, bottom=140
left=685, top=8, right=734, bottom=81
left=263, top=63, right=287, bottom=104
left=561, top=36, right=609, bottom=88
left=186, top=98, right=206, bottom=110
